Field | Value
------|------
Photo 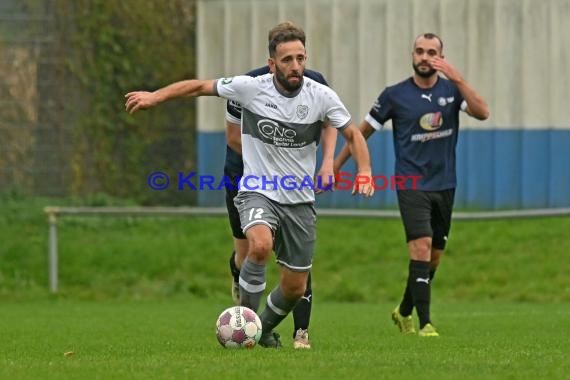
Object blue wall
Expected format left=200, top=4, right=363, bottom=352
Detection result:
left=197, top=129, right=570, bottom=209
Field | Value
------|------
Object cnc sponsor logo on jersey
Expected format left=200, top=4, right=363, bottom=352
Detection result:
left=257, top=119, right=307, bottom=147
left=221, top=77, right=233, bottom=85
left=296, top=104, right=309, bottom=120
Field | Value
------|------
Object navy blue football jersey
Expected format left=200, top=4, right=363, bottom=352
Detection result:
left=224, top=66, right=329, bottom=173
left=365, top=77, right=465, bottom=191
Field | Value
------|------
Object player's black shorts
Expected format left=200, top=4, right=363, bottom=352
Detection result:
left=224, top=165, right=245, bottom=239
left=396, top=189, right=455, bottom=250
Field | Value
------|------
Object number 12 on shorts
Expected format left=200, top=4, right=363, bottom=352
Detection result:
left=248, top=208, right=264, bottom=220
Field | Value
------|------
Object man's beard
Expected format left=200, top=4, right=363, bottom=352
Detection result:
left=275, top=68, right=303, bottom=92
left=413, top=62, right=436, bottom=78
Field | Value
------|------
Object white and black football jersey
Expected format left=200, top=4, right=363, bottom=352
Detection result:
left=215, top=73, right=351, bottom=204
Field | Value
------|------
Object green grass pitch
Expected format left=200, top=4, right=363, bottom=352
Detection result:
left=1, top=198, right=569, bottom=378
left=1, top=299, right=569, bottom=379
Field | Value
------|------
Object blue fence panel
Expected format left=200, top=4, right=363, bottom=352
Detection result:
left=197, top=129, right=570, bottom=209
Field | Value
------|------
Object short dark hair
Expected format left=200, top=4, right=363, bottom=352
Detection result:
left=268, top=21, right=298, bottom=42
left=268, top=22, right=306, bottom=57
left=415, top=33, right=444, bottom=52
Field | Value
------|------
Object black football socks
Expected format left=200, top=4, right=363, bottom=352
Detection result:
left=292, top=271, right=312, bottom=337
left=400, top=265, right=438, bottom=318
left=409, top=260, right=432, bottom=328
left=229, top=250, right=240, bottom=283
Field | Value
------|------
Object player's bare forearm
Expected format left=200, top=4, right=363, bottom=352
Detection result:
left=333, top=120, right=375, bottom=174
left=454, top=80, right=490, bottom=120
left=333, top=144, right=350, bottom=176
left=225, top=121, right=242, bottom=154
left=341, top=124, right=374, bottom=197
left=125, top=79, right=215, bottom=114
left=314, top=124, right=336, bottom=194
left=154, top=79, right=216, bottom=100
left=320, top=124, right=337, bottom=164
left=430, top=57, right=489, bottom=120
left=347, top=134, right=371, bottom=177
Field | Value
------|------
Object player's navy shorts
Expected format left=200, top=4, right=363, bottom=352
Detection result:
left=224, top=164, right=245, bottom=239
left=234, top=191, right=316, bottom=272
left=396, top=189, right=455, bottom=250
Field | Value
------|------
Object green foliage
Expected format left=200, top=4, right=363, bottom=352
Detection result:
left=1, top=198, right=569, bottom=303
left=52, top=0, right=197, bottom=205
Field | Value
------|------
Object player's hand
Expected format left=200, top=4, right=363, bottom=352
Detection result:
left=125, top=91, right=159, bottom=114
left=352, top=172, right=374, bottom=197
left=314, top=164, right=335, bottom=194
left=430, top=57, right=463, bottom=83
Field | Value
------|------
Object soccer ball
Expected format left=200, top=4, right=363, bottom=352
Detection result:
left=216, top=306, right=262, bottom=348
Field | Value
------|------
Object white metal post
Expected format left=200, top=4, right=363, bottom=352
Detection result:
left=48, top=211, right=58, bottom=293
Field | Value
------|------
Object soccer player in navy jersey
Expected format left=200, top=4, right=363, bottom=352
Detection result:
left=225, top=63, right=336, bottom=349
left=125, top=23, right=374, bottom=348
left=334, top=33, right=489, bottom=337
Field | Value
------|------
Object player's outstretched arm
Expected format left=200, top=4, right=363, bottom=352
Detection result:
left=333, top=120, right=375, bottom=175
left=125, top=79, right=216, bottom=114
left=339, top=123, right=374, bottom=197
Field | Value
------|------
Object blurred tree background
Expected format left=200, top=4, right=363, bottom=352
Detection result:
left=0, top=0, right=197, bottom=205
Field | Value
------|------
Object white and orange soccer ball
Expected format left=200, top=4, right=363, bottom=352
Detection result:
left=215, top=306, right=262, bottom=348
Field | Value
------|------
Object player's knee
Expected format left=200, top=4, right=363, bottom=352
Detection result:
left=247, top=238, right=272, bottom=262
left=408, top=237, right=432, bottom=261
left=282, top=281, right=306, bottom=300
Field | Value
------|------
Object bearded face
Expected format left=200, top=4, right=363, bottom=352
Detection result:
left=268, top=40, right=307, bottom=93
left=413, top=61, right=437, bottom=78
left=274, top=63, right=303, bottom=92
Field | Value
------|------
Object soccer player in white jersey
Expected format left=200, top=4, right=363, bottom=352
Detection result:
left=125, top=23, right=374, bottom=348
left=224, top=21, right=337, bottom=350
